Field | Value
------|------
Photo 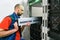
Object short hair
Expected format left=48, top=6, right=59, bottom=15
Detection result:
left=14, top=4, right=20, bottom=9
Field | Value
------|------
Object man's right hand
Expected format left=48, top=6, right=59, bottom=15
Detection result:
left=0, top=22, right=19, bottom=37
left=14, top=22, right=18, bottom=32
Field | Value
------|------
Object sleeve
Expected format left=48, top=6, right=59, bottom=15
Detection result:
left=0, top=16, right=12, bottom=30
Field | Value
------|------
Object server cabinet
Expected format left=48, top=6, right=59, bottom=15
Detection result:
left=30, top=17, right=42, bottom=40
left=48, top=0, right=60, bottom=40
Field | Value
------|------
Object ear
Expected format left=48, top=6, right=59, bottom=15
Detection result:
left=18, top=9, right=20, bottom=12
left=18, top=10, right=19, bottom=11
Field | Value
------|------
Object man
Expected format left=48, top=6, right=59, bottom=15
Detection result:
left=0, top=4, right=30, bottom=40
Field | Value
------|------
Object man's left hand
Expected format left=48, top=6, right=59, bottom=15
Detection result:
left=26, top=22, right=30, bottom=27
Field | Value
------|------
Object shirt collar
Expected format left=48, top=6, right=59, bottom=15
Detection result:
left=13, top=12, right=20, bottom=18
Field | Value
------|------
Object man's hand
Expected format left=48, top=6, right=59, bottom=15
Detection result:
left=14, top=22, right=18, bottom=31
left=26, top=22, right=30, bottom=27
left=21, top=22, right=30, bottom=32
left=0, top=22, right=19, bottom=37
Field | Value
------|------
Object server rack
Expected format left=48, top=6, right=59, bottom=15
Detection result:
left=30, top=17, right=42, bottom=40
left=48, top=0, right=60, bottom=40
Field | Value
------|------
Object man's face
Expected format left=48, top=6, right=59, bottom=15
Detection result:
left=17, top=6, right=24, bottom=16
